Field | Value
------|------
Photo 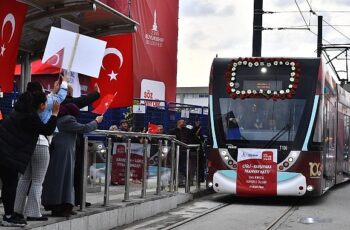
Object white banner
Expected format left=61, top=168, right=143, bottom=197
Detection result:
left=237, top=148, right=277, bottom=163
left=42, top=27, right=107, bottom=77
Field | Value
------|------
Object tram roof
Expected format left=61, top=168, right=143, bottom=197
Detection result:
left=18, top=0, right=138, bottom=58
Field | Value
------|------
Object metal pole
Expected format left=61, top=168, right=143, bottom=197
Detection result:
left=103, top=138, right=112, bottom=206
left=317, top=15, right=323, bottom=57
left=20, top=53, right=31, bottom=93
left=169, top=140, right=176, bottom=192
left=124, top=139, right=131, bottom=202
left=252, top=0, right=263, bottom=57
left=141, top=138, right=148, bottom=198
left=196, top=147, right=200, bottom=190
left=163, top=139, right=168, bottom=190
left=175, top=145, right=180, bottom=192
left=80, top=136, right=88, bottom=211
left=185, top=148, right=190, bottom=193
left=156, top=139, right=162, bottom=195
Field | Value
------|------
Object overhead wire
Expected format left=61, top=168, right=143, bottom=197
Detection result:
left=303, top=0, right=350, bottom=82
left=303, top=0, right=350, bottom=42
left=260, top=10, right=350, bottom=14
left=294, top=0, right=333, bottom=45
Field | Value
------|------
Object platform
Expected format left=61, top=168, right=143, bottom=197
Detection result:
left=0, top=182, right=210, bottom=230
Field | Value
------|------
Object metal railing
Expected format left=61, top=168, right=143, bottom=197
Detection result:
left=80, top=130, right=201, bottom=210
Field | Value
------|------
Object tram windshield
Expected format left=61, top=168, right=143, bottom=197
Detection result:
left=219, top=98, right=306, bottom=142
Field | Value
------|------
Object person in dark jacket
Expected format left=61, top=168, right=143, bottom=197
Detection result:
left=169, top=119, right=193, bottom=185
left=61, top=83, right=100, bottom=207
left=14, top=78, right=68, bottom=222
left=0, top=92, right=59, bottom=227
left=62, top=83, right=100, bottom=108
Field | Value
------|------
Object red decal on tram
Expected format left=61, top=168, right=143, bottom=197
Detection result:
left=237, top=149, right=277, bottom=196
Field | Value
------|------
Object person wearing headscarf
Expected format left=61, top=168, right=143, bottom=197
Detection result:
left=0, top=92, right=59, bottom=227
left=61, top=83, right=100, bottom=207
left=42, top=103, right=103, bottom=217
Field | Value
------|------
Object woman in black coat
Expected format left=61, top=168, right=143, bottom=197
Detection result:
left=0, top=92, right=59, bottom=227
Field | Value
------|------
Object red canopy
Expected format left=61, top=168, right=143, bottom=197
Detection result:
left=15, top=59, right=60, bottom=75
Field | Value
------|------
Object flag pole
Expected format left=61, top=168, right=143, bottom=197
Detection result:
left=67, top=33, right=80, bottom=75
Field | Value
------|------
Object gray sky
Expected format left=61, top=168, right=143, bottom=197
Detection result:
left=177, top=0, right=350, bottom=87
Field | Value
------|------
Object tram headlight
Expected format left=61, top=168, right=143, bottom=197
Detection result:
left=307, top=185, right=314, bottom=191
left=261, top=67, right=267, bottom=73
left=220, top=150, right=227, bottom=156
left=208, top=182, right=213, bottom=187
left=288, top=157, right=293, bottom=162
left=162, top=146, right=169, bottom=154
left=100, top=149, right=106, bottom=154
left=224, top=155, right=229, bottom=160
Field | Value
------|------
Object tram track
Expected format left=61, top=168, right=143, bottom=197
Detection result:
left=264, top=205, right=297, bottom=230
left=163, top=203, right=230, bottom=230
left=163, top=199, right=299, bottom=230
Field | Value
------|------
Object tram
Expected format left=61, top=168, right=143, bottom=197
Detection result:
left=207, top=57, right=350, bottom=196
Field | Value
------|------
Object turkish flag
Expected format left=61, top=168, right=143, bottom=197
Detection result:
left=92, top=92, right=117, bottom=115
left=43, top=48, right=64, bottom=68
left=147, top=123, right=159, bottom=134
left=91, top=34, right=133, bottom=109
left=0, top=0, right=27, bottom=92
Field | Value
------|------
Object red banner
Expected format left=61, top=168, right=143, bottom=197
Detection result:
left=90, top=34, right=133, bottom=108
left=237, top=149, right=277, bottom=196
left=131, top=0, right=178, bottom=102
left=0, top=0, right=27, bottom=92
left=111, top=143, right=150, bottom=185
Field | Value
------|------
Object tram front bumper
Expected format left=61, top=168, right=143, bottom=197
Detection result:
left=213, top=170, right=306, bottom=196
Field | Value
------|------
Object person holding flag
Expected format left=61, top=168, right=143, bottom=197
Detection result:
left=61, top=83, right=101, bottom=207
left=14, top=75, right=69, bottom=222
left=42, top=103, right=103, bottom=217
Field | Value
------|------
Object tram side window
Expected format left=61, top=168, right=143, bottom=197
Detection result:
left=344, top=115, right=350, bottom=155
left=312, top=107, right=322, bottom=143
left=325, top=100, right=336, bottom=148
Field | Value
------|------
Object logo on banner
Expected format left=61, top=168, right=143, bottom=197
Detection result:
left=102, top=47, right=123, bottom=81
left=152, top=10, right=158, bottom=32
left=145, top=9, right=164, bottom=47
left=1, top=13, right=15, bottom=56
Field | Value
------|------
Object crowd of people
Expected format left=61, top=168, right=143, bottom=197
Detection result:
left=0, top=76, right=206, bottom=227
left=0, top=75, right=103, bottom=227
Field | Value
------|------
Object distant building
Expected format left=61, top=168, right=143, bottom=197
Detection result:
left=176, top=86, right=209, bottom=107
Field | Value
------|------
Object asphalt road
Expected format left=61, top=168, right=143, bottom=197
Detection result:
left=120, top=181, right=350, bottom=230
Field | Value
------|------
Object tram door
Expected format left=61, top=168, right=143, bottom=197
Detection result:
left=343, top=115, right=350, bottom=174
left=323, top=99, right=337, bottom=183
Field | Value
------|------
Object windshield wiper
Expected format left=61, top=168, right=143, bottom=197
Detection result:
left=263, top=123, right=291, bottom=148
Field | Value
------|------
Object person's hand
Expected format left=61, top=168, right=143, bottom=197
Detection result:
left=109, top=125, right=118, bottom=131
left=95, top=115, right=103, bottom=123
left=52, top=80, right=60, bottom=94
left=52, top=101, right=60, bottom=116
left=94, top=83, right=100, bottom=94
left=61, top=73, right=70, bottom=83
